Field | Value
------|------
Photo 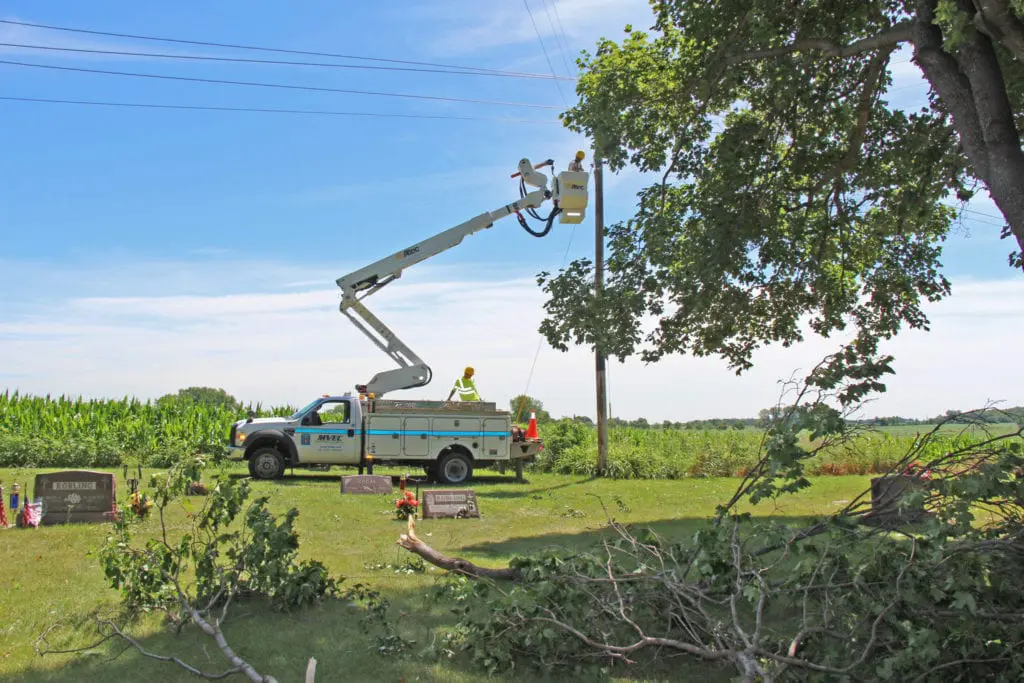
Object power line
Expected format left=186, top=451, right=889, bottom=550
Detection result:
left=521, top=0, right=570, bottom=107
left=0, top=59, right=561, bottom=110
left=0, top=95, right=559, bottom=124
left=549, top=1, right=576, bottom=71
left=0, top=18, right=564, bottom=80
left=961, top=207, right=1006, bottom=222
left=0, top=41, right=575, bottom=80
left=540, top=0, right=576, bottom=78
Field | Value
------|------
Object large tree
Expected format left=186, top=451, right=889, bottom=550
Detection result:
left=540, top=0, right=1024, bottom=398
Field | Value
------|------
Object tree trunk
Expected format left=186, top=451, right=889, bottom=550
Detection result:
left=911, top=1, right=1024, bottom=261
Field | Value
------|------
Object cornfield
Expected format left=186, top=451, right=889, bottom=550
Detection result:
left=533, top=420, right=1019, bottom=479
left=0, top=390, right=292, bottom=468
left=2, top=391, right=1018, bottom=477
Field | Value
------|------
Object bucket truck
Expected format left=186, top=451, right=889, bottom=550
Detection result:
left=226, top=154, right=589, bottom=484
left=335, top=152, right=589, bottom=397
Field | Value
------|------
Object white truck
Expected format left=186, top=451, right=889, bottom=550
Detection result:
left=227, top=395, right=538, bottom=484
left=226, top=153, right=589, bottom=483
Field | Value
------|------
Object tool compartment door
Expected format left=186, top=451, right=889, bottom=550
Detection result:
left=403, top=417, right=430, bottom=457
left=482, top=418, right=509, bottom=459
left=366, top=416, right=403, bottom=458
left=430, top=417, right=481, bottom=457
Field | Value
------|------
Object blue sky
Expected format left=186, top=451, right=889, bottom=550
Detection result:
left=1, top=0, right=1021, bottom=421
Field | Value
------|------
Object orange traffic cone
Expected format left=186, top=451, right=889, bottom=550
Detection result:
left=525, top=411, right=539, bottom=440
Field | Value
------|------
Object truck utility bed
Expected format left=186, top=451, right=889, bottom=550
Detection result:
left=364, top=399, right=507, bottom=415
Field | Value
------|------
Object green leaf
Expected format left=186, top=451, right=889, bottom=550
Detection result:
left=952, top=590, right=977, bottom=615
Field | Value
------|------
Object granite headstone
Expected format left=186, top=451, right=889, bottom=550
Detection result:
left=340, top=474, right=393, bottom=495
left=422, top=489, right=480, bottom=518
left=34, top=470, right=116, bottom=525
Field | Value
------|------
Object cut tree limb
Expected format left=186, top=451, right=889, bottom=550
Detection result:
left=170, top=577, right=278, bottom=683
left=397, top=517, right=521, bottom=580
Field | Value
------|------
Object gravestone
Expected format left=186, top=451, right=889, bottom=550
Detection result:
left=862, top=474, right=934, bottom=528
left=422, top=489, right=480, bottom=519
left=340, top=474, right=393, bottom=495
left=34, top=470, right=116, bottom=525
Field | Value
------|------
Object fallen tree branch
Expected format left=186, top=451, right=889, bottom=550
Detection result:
left=170, top=574, right=279, bottom=683
left=101, top=619, right=245, bottom=681
left=396, top=517, right=521, bottom=580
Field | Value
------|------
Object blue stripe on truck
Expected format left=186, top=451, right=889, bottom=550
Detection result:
left=294, top=428, right=507, bottom=437
left=367, top=430, right=506, bottom=437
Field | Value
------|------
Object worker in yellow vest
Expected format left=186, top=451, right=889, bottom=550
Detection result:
left=447, top=366, right=481, bottom=401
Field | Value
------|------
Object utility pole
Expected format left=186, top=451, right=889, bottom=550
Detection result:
left=594, top=152, right=609, bottom=476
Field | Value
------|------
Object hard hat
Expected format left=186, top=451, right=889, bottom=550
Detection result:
left=464, top=366, right=474, bottom=376
left=575, top=150, right=585, bottom=160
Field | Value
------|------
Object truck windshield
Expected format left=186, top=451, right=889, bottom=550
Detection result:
left=289, top=399, right=322, bottom=420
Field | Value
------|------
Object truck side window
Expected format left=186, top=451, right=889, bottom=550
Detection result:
left=318, top=400, right=350, bottom=425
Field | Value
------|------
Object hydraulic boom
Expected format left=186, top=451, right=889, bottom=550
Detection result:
left=335, top=154, right=589, bottom=397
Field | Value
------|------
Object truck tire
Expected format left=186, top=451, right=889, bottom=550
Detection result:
left=437, top=450, right=473, bottom=485
left=248, top=447, right=285, bottom=480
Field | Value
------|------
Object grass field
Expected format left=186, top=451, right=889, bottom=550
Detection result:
left=0, top=465, right=874, bottom=682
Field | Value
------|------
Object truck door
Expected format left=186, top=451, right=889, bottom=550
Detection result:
left=482, top=418, right=509, bottom=460
left=430, top=417, right=482, bottom=459
left=294, top=399, right=361, bottom=465
left=366, top=416, right=403, bottom=458
left=404, top=417, right=430, bottom=457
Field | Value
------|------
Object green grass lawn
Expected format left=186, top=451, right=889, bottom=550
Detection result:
left=0, top=466, right=873, bottom=682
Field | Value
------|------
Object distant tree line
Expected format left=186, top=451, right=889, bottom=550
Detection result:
left=851, top=407, right=1024, bottom=426
left=156, top=388, right=1023, bottom=430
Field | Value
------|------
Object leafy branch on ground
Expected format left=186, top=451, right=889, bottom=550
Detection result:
left=400, top=364, right=1024, bottom=681
left=36, top=456, right=413, bottom=681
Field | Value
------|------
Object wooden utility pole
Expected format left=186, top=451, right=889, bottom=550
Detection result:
left=594, top=153, right=609, bottom=475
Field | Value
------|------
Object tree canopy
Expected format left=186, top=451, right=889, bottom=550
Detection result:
left=157, top=386, right=240, bottom=412
left=509, top=394, right=552, bottom=423
left=539, top=0, right=1024, bottom=401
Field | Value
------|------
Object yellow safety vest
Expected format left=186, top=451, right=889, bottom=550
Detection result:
left=453, top=377, right=480, bottom=401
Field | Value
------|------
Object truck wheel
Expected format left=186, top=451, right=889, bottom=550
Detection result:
left=249, top=447, right=285, bottom=480
left=437, top=451, right=473, bottom=485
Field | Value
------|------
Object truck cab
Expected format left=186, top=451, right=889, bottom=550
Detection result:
left=228, top=394, right=363, bottom=480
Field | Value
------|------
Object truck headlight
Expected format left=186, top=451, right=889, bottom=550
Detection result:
left=236, top=432, right=247, bottom=445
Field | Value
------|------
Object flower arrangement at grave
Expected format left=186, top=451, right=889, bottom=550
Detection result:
left=394, top=490, right=419, bottom=520
left=130, top=490, right=153, bottom=517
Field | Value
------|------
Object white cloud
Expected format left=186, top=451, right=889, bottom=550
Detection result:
left=0, top=258, right=1020, bottom=422
left=420, top=0, right=650, bottom=57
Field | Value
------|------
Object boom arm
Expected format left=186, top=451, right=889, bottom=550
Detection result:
left=335, top=156, right=588, bottom=397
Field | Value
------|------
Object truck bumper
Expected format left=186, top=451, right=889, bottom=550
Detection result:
left=226, top=445, right=246, bottom=461
left=510, top=441, right=542, bottom=459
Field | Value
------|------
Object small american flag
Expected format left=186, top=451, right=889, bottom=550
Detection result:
left=19, top=499, right=42, bottom=528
